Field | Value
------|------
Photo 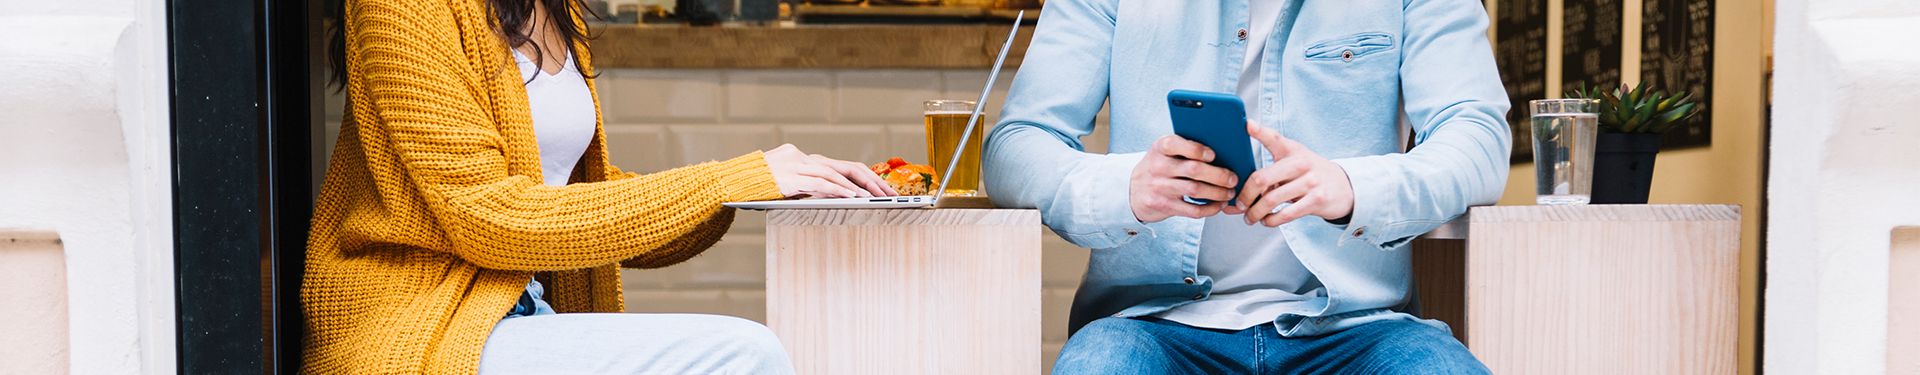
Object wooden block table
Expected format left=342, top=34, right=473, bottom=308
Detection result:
left=1455, top=205, right=1742, bottom=374
left=764, top=209, right=1041, bottom=374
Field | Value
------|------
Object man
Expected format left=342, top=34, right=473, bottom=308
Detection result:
left=983, top=0, right=1510, bottom=373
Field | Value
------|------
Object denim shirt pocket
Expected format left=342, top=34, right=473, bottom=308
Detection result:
left=1303, top=32, right=1396, bottom=62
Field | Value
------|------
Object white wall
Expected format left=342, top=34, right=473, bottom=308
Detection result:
left=0, top=0, right=175, bottom=372
left=1767, top=0, right=1920, bottom=373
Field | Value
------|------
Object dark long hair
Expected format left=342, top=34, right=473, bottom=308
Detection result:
left=326, top=0, right=602, bottom=90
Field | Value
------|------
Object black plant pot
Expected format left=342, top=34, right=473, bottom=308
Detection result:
left=1590, top=133, right=1663, bottom=204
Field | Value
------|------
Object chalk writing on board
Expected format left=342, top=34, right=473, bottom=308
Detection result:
left=1564, top=0, right=1623, bottom=93
left=1496, top=0, right=1548, bottom=162
left=1642, top=0, right=1714, bottom=148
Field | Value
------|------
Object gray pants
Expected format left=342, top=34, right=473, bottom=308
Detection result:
left=479, top=313, right=796, bottom=374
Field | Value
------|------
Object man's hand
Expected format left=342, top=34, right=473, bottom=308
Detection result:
left=1223, top=123, right=1356, bottom=227
left=1130, top=135, right=1240, bottom=223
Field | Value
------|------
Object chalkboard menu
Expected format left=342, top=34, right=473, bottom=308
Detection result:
left=1496, top=0, right=1548, bottom=162
left=1563, top=0, right=1623, bottom=93
left=1642, top=0, right=1714, bottom=148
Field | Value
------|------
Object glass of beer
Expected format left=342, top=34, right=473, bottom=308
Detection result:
left=924, top=100, right=987, bottom=197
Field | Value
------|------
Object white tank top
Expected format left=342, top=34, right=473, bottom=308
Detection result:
left=513, top=48, right=597, bottom=187
left=507, top=47, right=596, bottom=318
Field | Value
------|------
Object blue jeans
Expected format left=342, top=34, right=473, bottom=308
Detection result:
left=1053, top=317, right=1488, bottom=374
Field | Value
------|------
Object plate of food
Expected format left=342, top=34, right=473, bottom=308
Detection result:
left=870, top=157, right=937, bottom=196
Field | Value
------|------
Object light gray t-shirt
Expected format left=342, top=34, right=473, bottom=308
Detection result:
left=1149, top=0, right=1327, bottom=331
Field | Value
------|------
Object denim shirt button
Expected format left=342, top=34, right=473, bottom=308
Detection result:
left=1236, top=29, right=1248, bottom=40
left=1182, top=276, right=1196, bottom=285
left=1352, top=227, right=1367, bottom=237
left=1125, top=229, right=1139, bottom=236
left=1191, top=293, right=1204, bottom=300
left=1341, top=50, right=1355, bottom=62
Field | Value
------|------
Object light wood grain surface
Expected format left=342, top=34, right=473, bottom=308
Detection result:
left=765, top=209, right=1041, bottom=374
left=1466, top=205, right=1740, bottom=374
left=1892, top=227, right=1919, bottom=374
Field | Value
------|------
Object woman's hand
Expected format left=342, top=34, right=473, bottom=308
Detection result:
left=1223, top=122, right=1355, bottom=226
left=763, top=144, right=899, bottom=199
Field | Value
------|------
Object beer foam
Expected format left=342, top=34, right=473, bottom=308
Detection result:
left=925, top=110, right=977, bottom=115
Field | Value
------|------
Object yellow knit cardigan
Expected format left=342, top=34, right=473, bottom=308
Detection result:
left=302, top=0, right=783, bottom=372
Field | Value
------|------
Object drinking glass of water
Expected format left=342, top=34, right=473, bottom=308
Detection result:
left=1530, top=99, right=1600, bottom=205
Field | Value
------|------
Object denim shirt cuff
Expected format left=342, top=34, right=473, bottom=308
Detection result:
left=1330, top=155, right=1399, bottom=249
left=1053, top=152, right=1153, bottom=249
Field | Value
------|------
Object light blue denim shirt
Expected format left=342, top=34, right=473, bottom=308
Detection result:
left=983, top=0, right=1510, bottom=336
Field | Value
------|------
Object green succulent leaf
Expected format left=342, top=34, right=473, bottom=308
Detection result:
left=1653, top=95, right=1678, bottom=113
left=1556, top=81, right=1701, bottom=133
left=1626, top=104, right=1656, bottom=133
left=1656, top=103, right=1699, bottom=132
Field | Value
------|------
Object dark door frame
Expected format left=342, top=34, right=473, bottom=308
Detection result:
left=168, top=0, right=316, bottom=372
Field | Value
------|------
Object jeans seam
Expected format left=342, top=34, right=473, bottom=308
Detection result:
left=1253, top=326, right=1265, bottom=375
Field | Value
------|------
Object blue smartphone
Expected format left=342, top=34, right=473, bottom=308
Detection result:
left=1167, top=89, right=1258, bottom=205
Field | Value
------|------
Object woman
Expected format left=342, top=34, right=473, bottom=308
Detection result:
left=306, top=0, right=895, bottom=372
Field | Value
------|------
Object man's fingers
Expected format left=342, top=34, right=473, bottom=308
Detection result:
left=1173, top=160, right=1238, bottom=189
left=1237, top=159, right=1311, bottom=208
left=1142, top=181, right=1225, bottom=219
left=1238, top=167, right=1278, bottom=208
left=1248, top=123, right=1293, bottom=162
left=1244, top=180, right=1309, bottom=225
left=1265, top=193, right=1320, bottom=227
left=1168, top=179, right=1234, bottom=202
left=1168, top=199, right=1225, bottom=219
left=1154, top=135, right=1216, bottom=162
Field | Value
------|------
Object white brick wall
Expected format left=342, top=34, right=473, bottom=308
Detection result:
left=319, top=69, right=1111, bottom=373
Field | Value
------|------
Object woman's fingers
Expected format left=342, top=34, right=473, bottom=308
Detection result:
left=800, top=159, right=868, bottom=197
left=807, top=155, right=898, bottom=197
left=809, top=180, right=860, bottom=198
left=832, top=159, right=898, bottom=196
left=797, top=164, right=862, bottom=198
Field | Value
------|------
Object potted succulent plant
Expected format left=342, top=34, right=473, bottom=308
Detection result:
left=1565, top=83, right=1701, bottom=204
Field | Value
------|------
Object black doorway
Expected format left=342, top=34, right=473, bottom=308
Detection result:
left=167, top=0, right=319, bottom=372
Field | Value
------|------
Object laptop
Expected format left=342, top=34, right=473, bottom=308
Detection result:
left=724, top=11, right=1024, bottom=211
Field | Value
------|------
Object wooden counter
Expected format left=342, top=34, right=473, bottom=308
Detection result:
left=1415, top=205, right=1742, bottom=374
left=763, top=209, right=1041, bottom=374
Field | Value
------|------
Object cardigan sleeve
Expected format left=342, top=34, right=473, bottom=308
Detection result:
left=619, top=208, right=735, bottom=269
left=346, top=0, right=782, bottom=271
